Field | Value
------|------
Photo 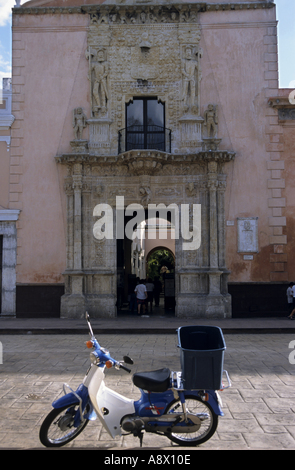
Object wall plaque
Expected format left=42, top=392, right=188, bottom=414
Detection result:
left=237, top=217, right=258, bottom=253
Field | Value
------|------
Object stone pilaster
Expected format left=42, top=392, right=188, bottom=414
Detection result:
left=0, top=210, right=20, bottom=316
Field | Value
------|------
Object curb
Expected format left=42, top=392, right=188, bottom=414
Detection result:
left=1, top=327, right=295, bottom=335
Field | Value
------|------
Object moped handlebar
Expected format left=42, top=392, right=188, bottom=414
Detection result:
left=118, top=363, right=131, bottom=374
left=86, top=312, right=133, bottom=373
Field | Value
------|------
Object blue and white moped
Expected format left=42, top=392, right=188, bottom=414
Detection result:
left=39, top=313, right=231, bottom=448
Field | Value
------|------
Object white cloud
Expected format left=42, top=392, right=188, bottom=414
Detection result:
left=0, top=0, right=15, bottom=27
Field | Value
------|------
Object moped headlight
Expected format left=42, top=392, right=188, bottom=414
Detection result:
left=90, top=352, right=100, bottom=365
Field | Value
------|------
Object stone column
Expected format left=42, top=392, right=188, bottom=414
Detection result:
left=72, top=166, right=83, bottom=271
left=65, top=179, right=74, bottom=271
left=81, top=167, right=92, bottom=270
left=217, top=179, right=226, bottom=268
left=61, top=164, right=85, bottom=318
left=207, top=161, right=222, bottom=296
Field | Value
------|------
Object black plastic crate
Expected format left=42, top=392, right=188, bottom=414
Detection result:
left=177, top=326, right=226, bottom=390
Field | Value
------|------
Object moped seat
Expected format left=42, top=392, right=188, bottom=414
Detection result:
left=132, top=368, right=171, bottom=392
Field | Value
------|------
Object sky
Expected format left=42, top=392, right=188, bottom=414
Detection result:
left=0, top=0, right=294, bottom=88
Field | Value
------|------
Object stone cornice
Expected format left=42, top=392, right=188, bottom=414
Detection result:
left=13, top=2, right=275, bottom=16
left=268, top=96, right=295, bottom=109
left=0, top=209, right=21, bottom=221
left=56, top=149, right=235, bottom=165
left=0, top=115, right=15, bottom=129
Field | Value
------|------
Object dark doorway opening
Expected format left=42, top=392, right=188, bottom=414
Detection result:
left=116, top=209, right=175, bottom=317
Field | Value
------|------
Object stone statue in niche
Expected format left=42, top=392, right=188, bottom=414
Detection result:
left=181, top=46, right=198, bottom=112
left=72, top=108, right=87, bottom=140
left=87, top=48, right=108, bottom=117
left=204, top=104, right=218, bottom=138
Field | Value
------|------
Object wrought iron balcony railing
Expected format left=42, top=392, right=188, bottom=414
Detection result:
left=118, top=125, right=171, bottom=154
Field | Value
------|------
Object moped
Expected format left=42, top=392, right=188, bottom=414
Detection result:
left=39, top=313, right=231, bottom=448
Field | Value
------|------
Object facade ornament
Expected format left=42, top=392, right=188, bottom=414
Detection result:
left=139, top=185, right=151, bottom=206
left=181, top=46, right=199, bottom=112
left=95, top=184, right=104, bottom=197
left=203, top=104, right=218, bottom=138
left=186, top=181, right=197, bottom=197
left=86, top=48, right=108, bottom=117
left=72, top=107, right=87, bottom=140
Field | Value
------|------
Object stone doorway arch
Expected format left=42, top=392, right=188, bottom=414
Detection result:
left=57, top=149, right=233, bottom=319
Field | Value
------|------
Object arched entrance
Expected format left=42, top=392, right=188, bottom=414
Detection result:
left=117, top=213, right=176, bottom=316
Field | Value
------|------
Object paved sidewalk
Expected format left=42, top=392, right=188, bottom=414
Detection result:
left=0, top=315, right=295, bottom=334
left=0, top=333, right=295, bottom=450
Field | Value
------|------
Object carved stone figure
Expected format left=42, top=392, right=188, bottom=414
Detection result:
left=72, top=107, right=87, bottom=140
left=90, top=49, right=108, bottom=116
left=182, top=47, right=198, bottom=111
left=204, top=104, right=218, bottom=138
left=186, top=182, right=197, bottom=197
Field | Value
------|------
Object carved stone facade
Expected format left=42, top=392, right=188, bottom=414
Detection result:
left=83, top=4, right=205, bottom=156
left=10, top=0, right=292, bottom=319
left=57, top=149, right=234, bottom=317
left=49, top=2, right=236, bottom=318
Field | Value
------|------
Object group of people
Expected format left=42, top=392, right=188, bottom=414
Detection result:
left=130, top=277, right=162, bottom=316
left=287, top=282, right=295, bottom=319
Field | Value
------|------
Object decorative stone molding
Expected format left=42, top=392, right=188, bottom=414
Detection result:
left=120, top=150, right=170, bottom=175
left=13, top=2, right=275, bottom=17
left=56, top=149, right=234, bottom=168
left=268, top=97, right=295, bottom=124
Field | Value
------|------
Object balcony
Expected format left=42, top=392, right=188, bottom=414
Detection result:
left=118, top=124, right=171, bottom=154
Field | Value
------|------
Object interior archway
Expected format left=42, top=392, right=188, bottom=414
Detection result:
left=117, top=213, right=176, bottom=316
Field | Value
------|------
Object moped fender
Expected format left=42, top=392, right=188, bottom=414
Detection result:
left=52, top=393, right=80, bottom=409
left=205, top=391, right=224, bottom=417
left=52, top=384, right=96, bottom=426
left=52, top=383, right=88, bottom=408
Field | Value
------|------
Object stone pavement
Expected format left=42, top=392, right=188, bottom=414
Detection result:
left=0, top=332, right=295, bottom=450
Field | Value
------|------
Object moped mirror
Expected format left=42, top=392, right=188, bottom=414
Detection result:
left=85, top=311, right=94, bottom=337
left=123, top=356, right=134, bottom=365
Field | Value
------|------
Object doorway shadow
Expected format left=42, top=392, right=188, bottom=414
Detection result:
left=117, top=294, right=175, bottom=318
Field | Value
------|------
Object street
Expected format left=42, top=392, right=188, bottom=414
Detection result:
left=0, top=333, right=295, bottom=450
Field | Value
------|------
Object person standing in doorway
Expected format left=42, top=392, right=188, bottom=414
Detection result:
left=135, top=279, right=147, bottom=316
left=145, top=278, right=154, bottom=314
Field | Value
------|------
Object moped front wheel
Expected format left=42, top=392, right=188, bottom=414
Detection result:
left=39, top=404, right=89, bottom=447
left=165, top=396, right=218, bottom=446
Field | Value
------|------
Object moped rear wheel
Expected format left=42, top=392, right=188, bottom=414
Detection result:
left=39, top=404, right=89, bottom=447
left=165, top=396, right=218, bottom=446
